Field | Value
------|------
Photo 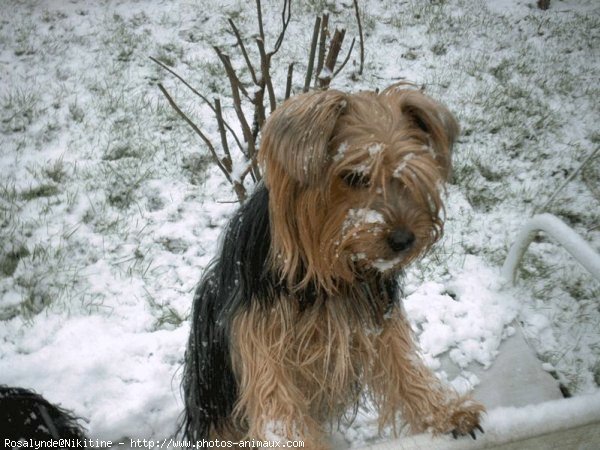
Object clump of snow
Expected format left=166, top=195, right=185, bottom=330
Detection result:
left=393, top=163, right=408, bottom=177
left=333, top=141, right=350, bottom=162
left=371, top=256, right=403, bottom=272
left=405, top=256, right=520, bottom=372
left=344, top=208, right=386, bottom=234
left=318, top=66, right=333, bottom=81
left=392, top=152, right=418, bottom=178
left=367, top=143, right=384, bottom=156
left=351, top=252, right=367, bottom=261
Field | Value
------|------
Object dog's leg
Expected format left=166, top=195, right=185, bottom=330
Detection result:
left=371, top=306, right=484, bottom=437
left=230, top=306, right=329, bottom=449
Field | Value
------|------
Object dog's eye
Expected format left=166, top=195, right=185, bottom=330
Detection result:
left=341, top=172, right=370, bottom=189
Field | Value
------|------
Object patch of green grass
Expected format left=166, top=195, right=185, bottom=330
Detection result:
left=90, top=80, right=128, bottom=117
left=68, top=100, right=85, bottom=123
left=102, top=137, right=143, bottom=161
left=195, top=60, right=230, bottom=95
left=129, top=11, right=150, bottom=28
left=472, top=154, right=506, bottom=183
left=0, top=244, right=30, bottom=277
left=147, top=291, right=185, bottom=330
left=13, top=19, right=37, bottom=57
left=0, top=182, right=19, bottom=207
left=44, top=158, right=68, bottom=184
left=101, top=160, right=154, bottom=210
left=9, top=239, right=86, bottom=318
left=582, top=157, right=600, bottom=202
left=101, top=113, right=163, bottom=164
left=300, top=0, right=335, bottom=14
left=81, top=198, right=125, bottom=235
left=20, top=184, right=59, bottom=201
left=40, top=9, right=68, bottom=23
left=1, top=87, right=41, bottom=133
left=154, top=42, right=184, bottom=68
left=385, top=0, right=447, bottom=31
left=19, top=284, right=53, bottom=317
left=465, top=184, right=501, bottom=212
left=450, top=145, right=506, bottom=211
left=102, top=13, right=148, bottom=63
left=431, top=42, right=448, bottom=56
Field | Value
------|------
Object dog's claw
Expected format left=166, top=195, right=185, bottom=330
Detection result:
left=450, top=424, right=483, bottom=440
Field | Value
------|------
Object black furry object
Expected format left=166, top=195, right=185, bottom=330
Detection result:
left=0, top=386, right=87, bottom=440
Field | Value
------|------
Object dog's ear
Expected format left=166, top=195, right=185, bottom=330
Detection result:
left=259, top=90, right=348, bottom=185
left=382, top=84, right=458, bottom=178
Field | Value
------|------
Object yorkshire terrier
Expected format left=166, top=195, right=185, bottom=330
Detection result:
left=181, top=83, right=484, bottom=448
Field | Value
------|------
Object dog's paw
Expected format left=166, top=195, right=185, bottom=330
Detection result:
left=447, top=398, right=485, bottom=439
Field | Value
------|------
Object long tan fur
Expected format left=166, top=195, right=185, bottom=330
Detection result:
left=231, top=299, right=483, bottom=445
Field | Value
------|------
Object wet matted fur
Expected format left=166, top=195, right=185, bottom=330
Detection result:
left=181, top=83, right=484, bottom=447
left=0, top=385, right=87, bottom=440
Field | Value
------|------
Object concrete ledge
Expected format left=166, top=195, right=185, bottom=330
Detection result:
left=356, top=392, right=600, bottom=449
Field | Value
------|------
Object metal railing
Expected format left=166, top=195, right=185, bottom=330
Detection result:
left=501, top=213, right=600, bottom=286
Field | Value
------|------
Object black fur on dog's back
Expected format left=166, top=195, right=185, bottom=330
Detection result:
left=181, top=183, right=273, bottom=440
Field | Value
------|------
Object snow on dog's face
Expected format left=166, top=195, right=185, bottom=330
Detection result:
left=259, top=83, right=458, bottom=293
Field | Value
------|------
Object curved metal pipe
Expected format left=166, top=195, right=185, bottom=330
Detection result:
left=501, top=213, right=600, bottom=285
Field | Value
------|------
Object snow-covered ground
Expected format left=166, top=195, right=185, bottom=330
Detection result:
left=0, top=0, right=598, bottom=446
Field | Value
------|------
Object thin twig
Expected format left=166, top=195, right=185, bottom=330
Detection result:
left=228, top=18, right=258, bottom=85
left=285, top=62, right=294, bottom=100
left=157, top=83, right=231, bottom=183
left=214, top=47, right=253, bottom=145
left=252, top=86, right=265, bottom=141
left=256, top=38, right=276, bottom=113
left=304, top=16, right=321, bottom=93
left=214, top=98, right=234, bottom=165
left=332, top=37, right=355, bottom=79
left=150, top=56, right=244, bottom=151
left=232, top=180, right=247, bottom=203
left=272, top=0, right=292, bottom=54
left=213, top=47, right=250, bottom=99
left=150, top=56, right=213, bottom=106
left=256, top=0, right=265, bottom=44
left=352, top=0, right=364, bottom=75
left=259, top=0, right=292, bottom=113
left=314, top=14, right=329, bottom=88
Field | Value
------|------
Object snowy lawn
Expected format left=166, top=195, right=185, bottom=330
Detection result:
left=1, top=0, right=598, bottom=447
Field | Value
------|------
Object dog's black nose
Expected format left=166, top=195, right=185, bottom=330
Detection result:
left=387, top=228, right=416, bottom=252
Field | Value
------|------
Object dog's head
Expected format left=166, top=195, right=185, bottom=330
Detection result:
left=259, top=83, right=458, bottom=293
